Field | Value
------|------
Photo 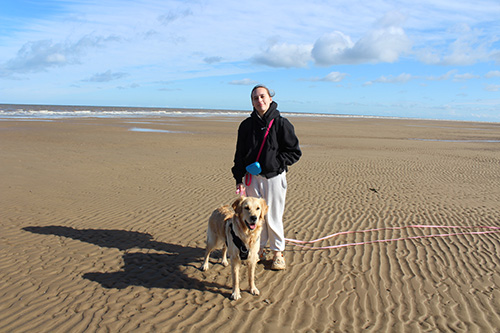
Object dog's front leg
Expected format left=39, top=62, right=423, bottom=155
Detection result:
left=248, top=259, right=259, bottom=296
left=231, top=259, right=241, bottom=300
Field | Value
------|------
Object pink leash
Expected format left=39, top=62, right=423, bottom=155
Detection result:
left=285, top=225, right=500, bottom=250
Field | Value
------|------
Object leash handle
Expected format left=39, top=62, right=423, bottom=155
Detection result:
left=244, top=174, right=252, bottom=187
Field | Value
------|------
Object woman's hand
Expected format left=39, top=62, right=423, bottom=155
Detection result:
left=236, top=183, right=246, bottom=196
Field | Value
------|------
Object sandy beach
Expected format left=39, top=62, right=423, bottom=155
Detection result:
left=1, top=115, right=500, bottom=332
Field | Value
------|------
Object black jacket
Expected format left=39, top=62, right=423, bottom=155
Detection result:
left=232, top=101, right=301, bottom=184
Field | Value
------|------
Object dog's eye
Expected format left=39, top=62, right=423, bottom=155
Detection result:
left=244, top=206, right=250, bottom=210
left=256, top=207, right=260, bottom=210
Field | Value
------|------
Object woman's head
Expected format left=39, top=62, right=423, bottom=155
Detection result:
left=251, top=85, right=274, bottom=116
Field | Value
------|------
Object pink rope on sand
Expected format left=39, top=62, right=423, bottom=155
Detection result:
left=285, top=225, right=500, bottom=250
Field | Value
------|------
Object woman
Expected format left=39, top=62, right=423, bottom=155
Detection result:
left=232, top=85, right=301, bottom=270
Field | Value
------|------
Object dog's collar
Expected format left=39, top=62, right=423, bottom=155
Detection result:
left=229, top=223, right=249, bottom=260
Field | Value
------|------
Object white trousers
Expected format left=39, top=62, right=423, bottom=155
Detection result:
left=245, top=172, right=287, bottom=252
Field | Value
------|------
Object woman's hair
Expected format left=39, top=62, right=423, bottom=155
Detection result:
left=251, top=84, right=275, bottom=98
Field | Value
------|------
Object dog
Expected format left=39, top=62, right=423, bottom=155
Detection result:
left=201, top=196, right=268, bottom=300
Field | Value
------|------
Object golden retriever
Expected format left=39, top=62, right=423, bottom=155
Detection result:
left=201, top=196, right=268, bottom=300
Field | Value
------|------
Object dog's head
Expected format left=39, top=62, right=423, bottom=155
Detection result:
left=232, top=196, right=268, bottom=231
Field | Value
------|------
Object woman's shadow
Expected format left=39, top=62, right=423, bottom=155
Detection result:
left=23, top=226, right=228, bottom=295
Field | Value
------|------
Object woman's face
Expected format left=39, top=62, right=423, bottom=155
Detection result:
left=251, top=87, right=272, bottom=115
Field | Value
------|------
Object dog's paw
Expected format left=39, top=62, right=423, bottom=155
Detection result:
left=201, top=263, right=209, bottom=271
left=250, top=287, right=260, bottom=296
left=221, top=259, right=229, bottom=267
left=231, top=291, right=241, bottom=300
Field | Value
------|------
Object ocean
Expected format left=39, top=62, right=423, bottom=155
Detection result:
left=0, top=103, right=400, bottom=120
left=2, top=104, right=499, bottom=142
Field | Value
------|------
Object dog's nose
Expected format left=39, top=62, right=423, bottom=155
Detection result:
left=250, top=215, right=257, bottom=222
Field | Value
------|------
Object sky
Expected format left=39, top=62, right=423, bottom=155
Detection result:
left=1, top=0, right=500, bottom=122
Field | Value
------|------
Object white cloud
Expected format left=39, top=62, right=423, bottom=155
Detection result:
left=424, top=70, right=482, bottom=82
left=204, top=56, right=223, bottom=64
left=426, top=70, right=458, bottom=81
left=453, top=73, right=480, bottom=81
left=253, top=12, right=412, bottom=68
left=312, top=11, right=411, bottom=66
left=302, top=71, right=349, bottom=82
left=311, top=31, right=354, bottom=66
left=229, top=79, right=258, bottom=86
left=83, top=70, right=129, bottom=82
left=492, top=51, right=500, bottom=64
left=4, top=40, right=73, bottom=73
left=118, top=83, right=140, bottom=89
left=443, top=27, right=490, bottom=65
left=322, top=72, right=349, bottom=82
left=374, top=10, right=407, bottom=28
left=485, top=70, right=500, bottom=78
left=484, top=84, right=500, bottom=92
left=252, top=42, right=312, bottom=68
left=418, top=24, right=499, bottom=65
left=1, top=34, right=120, bottom=77
left=158, top=9, right=193, bottom=25
left=348, top=26, right=412, bottom=63
left=364, top=73, right=414, bottom=85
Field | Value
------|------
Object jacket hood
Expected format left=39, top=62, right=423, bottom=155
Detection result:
left=251, top=101, right=280, bottom=125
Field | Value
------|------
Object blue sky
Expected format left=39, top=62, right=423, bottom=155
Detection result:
left=1, top=0, right=499, bottom=122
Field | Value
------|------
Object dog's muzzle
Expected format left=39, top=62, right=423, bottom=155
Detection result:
left=245, top=216, right=258, bottom=230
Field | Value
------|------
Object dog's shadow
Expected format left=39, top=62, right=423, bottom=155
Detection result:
left=22, top=226, right=228, bottom=295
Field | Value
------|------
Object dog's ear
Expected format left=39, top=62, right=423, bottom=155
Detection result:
left=232, top=196, right=245, bottom=213
left=260, top=198, right=269, bottom=220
